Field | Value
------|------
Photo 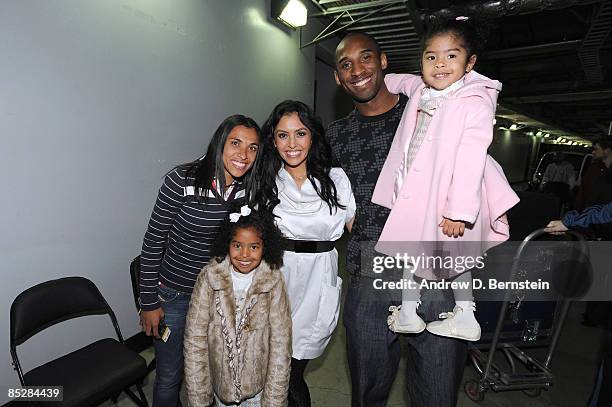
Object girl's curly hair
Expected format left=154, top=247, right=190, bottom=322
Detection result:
left=422, top=13, right=493, bottom=61
left=211, top=207, right=285, bottom=269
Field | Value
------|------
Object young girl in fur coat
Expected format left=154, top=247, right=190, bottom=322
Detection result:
left=184, top=207, right=291, bottom=407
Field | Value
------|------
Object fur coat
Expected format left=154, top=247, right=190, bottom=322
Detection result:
left=184, top=257, right=292, bottom=406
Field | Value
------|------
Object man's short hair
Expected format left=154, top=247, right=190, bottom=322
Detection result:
left=594, top=137, right=612, bottom=151
left=336, top=31, right=382, bottom=59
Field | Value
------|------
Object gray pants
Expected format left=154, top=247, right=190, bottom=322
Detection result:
left=344, top=276, right=467, bottom=407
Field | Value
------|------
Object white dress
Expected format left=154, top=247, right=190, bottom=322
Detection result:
left=274, top=167, right=356, bottom=360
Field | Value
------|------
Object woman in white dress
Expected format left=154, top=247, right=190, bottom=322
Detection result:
left=258, top=100, right=355, bottom=406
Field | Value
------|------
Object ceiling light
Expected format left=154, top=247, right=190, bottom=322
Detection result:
left=543, top=133, right=550, bottom=138
left=272, top=0, right=308, bottom=29
left=536, top=131, right=543, bottom=136
left=509, top=124, right=518, bottom=131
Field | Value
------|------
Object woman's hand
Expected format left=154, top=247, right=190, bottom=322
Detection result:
left=439, top=218, right=466, bottom=238
left=140, top=308, right=165, bottom=338
left=544, top=220, right=569, bottom=235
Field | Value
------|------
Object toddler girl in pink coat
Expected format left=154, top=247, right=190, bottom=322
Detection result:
left=372, top=17, right=519, bottom=341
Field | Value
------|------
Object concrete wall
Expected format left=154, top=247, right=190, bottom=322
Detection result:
left=0, top=0, right=314, bottom=399
left=314, top=57, right=353, bottom=128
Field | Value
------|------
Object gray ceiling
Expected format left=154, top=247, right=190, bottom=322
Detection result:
left=309, top=0, right=612, bottom=141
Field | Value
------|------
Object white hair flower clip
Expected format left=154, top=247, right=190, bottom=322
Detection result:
left=229, top=205, right=252, bottom=223
left=456, top=16, right=469, bottom=21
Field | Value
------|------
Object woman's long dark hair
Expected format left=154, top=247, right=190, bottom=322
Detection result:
left=257, top=100, right=344, bottom=214
left=175, top=114, right=262, bottom=204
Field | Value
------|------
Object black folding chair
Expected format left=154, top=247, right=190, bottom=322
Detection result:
left=10, top=276, right=148, bottom=406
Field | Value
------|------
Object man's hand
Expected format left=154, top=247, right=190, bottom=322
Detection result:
left=140, top=308, right=164, bottom=338
left=544, top=220, right=569, bottom=235
left=439, top=218, right=466, bottom=238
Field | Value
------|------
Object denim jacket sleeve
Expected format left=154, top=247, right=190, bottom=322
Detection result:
left=562, top=202, right=612, bottom=228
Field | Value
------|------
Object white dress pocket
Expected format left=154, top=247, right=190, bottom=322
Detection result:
left=309, top=276, right=342, bottom=356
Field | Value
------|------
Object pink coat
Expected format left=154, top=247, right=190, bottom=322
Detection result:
left=372, top=72, right=520, bottom=277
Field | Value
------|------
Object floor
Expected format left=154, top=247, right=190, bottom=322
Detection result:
left=104, top=239, right=606, bottom=407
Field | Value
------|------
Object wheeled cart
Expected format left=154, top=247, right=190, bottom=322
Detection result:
left=464, top=229, right=588, bottom=402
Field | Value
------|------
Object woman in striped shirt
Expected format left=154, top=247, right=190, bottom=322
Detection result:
left=139, top=114, right=263, bottom=407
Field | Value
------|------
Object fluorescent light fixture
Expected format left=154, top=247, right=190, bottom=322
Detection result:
left=509, top=124, right=518, bottom=131
left=536, top=131, right=543, bottom=136
left=272, top=0, right=307, bottom=29
left=543, top=133, right=550, bottom=138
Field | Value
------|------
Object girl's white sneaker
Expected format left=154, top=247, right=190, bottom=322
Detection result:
left=426, top=303, right=481, bottom=341
left=387, top=305, right=426, bottom=334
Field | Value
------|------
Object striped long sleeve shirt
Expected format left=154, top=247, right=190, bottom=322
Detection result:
left=139, top=167, right=245, bottom=311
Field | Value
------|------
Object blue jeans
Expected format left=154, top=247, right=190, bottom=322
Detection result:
left=343, top=276, right=467, bottom=407
left=588, top=361, right=604, bottom=407
left=588, top=322, right=612, bottom=407
left=153, top=285, right=191, bottom=407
